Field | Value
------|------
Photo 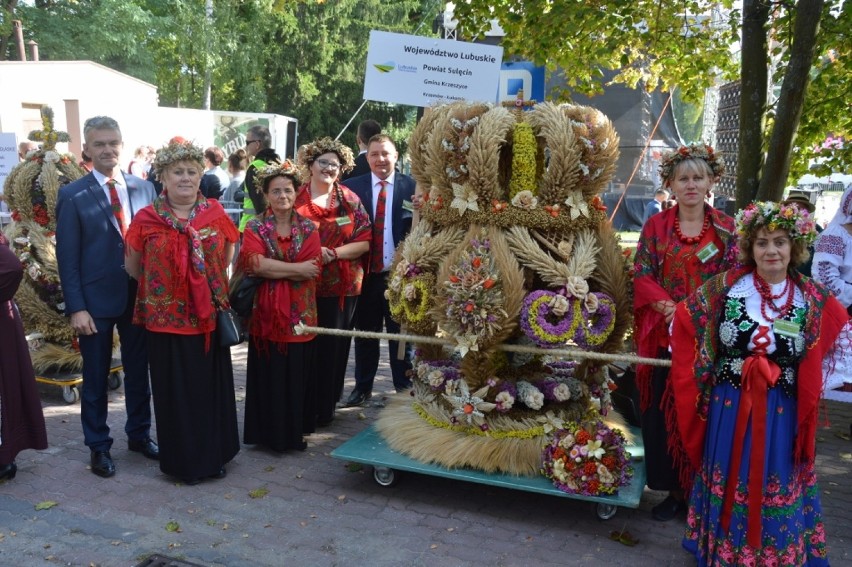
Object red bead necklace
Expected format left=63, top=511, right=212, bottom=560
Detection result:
left=674, top=211, right=711, bottom=244
left=306, top=185, right=338, bottom=218
left=753, top=271, right=795, bottom=322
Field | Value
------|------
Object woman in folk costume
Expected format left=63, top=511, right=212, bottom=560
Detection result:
left=633, top=143, right=738, bottom=521
left=294, top=138, right=370, bottom=427
left=670, top=201, right=850, bottom=565
left=239, top=161, right=321, bottom=452
left=125, top=140, right=240, bottom=485
left=0, top=233, right=48, bottom=481
left=812, top=184, right=852, bottom=312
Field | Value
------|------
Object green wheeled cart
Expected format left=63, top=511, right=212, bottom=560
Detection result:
left=332, top=424, right=646, bottom=520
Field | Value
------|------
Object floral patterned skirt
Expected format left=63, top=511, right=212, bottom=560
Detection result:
left=682, top=382, right=829, bottom=566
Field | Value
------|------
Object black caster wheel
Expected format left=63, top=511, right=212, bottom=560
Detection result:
left=594, top=502, right=618, bottom=520
left=108, top=371, right=123, bottom=390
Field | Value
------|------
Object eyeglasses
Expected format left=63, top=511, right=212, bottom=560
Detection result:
left=268, top=188, right=295, bottom=197
left=246, top=139, right=261, bottom=146
left=315, top=158, right=341, bottom=171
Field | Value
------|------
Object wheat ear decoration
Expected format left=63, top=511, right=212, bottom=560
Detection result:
left=424, top=104, right=455, bottom=204
left=565, top=229, right=600, bottom=281
left=526, top=102, right=581, bottom=204
left=560, top=104, right=621, bottom=198
left=466, top=105, right=515, bottom=204
left=486, top=225, right=524, bottom=347
left=591, top=222, right=633, bottom=353
left=505, top=225, right=572, bottom=287
left=409, top=109, right=444, bottom=185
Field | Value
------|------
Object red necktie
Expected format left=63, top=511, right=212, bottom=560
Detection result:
left=370, top=180, right=387, bottom=273
left=106, top=178, right=126, bottom=237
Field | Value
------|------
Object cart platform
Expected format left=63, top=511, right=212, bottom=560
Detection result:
left=332, top=424, right=647, bottom=520
left=35, top=359, right=124, bottom=404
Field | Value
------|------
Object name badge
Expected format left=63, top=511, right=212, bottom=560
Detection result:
left=402, top=200, right=415, bottom=212
left=696, top=242, right=719, bottom=263
left=773, top=319, right=800, bottom=338
left=335, top=216, right=351, bottom=226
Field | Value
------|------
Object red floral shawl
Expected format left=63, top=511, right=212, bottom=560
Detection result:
left=669, top=267, right=848, bottom=489
left=633, top=204, right=737, bottom=409
left=239, top=209, right=321, bottom=344
left=126, top=197, right=239, bottom=335
left=294, top=182, right=371, bottom=301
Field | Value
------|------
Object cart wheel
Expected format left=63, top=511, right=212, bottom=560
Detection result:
left=594, top=502, right=618, bottom=520
left=62, top=385, right=80, bottom=404
left=108, top=371, right=123, bottom=390
left=373, top=466, right=398, bottom=487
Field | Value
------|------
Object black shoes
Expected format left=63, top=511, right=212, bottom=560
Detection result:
left=344, top=389, right=372, bottom=407
left=90, top=451, right=116, bottom=478
left=182, top=467, right=226, bottom=486
left=128, top=438, right=160, bottom=460
left=652, top=494, right=687, bottom=521
left=0, top=462, right=17, bottom=481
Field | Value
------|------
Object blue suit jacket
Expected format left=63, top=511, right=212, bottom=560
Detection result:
left=56, top=171, right=156, bottom=318
left=344, top=170, right=415, bottom=251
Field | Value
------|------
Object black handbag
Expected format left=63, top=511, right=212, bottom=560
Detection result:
left=216, top=307, right=243, bottom=348
left=228, top=273, right=261, bottom=318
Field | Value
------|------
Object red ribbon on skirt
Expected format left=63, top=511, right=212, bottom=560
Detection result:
left=720, top=325, right=780, bottom=549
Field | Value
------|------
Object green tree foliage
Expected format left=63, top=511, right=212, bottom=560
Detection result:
left=455, top=0, right=850, bottom=203
left=9, top=0, right=434, bottom=150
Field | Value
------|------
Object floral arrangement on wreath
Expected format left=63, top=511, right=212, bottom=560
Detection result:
left=440, top=231, right=508, bottom=356
left=541, top=420, right=633, bottom=496
left=658, top=142, right=725, bottom=183
left=735, top=200, right=818, bottom=245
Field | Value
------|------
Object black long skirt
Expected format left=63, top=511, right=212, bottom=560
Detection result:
left=312, top=296, right=357, bottom=425
left=640, top=358, right=680, bottom=491
left=244, top=338, right=315, bottom=452
left=147, top=331, right=240, bottom=480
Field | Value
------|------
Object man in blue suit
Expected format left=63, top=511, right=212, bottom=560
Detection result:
left=56, top=116, right=158, bottom=478
left=344, top=134, right=415, bottom=406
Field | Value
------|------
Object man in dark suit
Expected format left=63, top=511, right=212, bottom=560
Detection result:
left=56, top=116, right=159, bottom=478
left=341, top=119, right=381, bottom=182
left=344, top=134, right=415, bottom=406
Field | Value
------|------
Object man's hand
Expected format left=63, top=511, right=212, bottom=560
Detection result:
left=70, top=310, right=97, bottom=335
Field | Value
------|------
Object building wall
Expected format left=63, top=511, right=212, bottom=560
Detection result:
left=0, top=61, right=159, bottom=159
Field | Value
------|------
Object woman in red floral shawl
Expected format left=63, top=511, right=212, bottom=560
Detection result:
left=294, top=137, right=371, bottom=428
left=125, top=140, right=240, bottom=485
left=632, top=143, right=737, bottom=521
left=238, top=161, right=321, bottom=452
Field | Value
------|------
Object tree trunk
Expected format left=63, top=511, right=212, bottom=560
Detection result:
left=202, top=0, right=213, bottom=110
left=736, top=0, right=770, bottom=210
left=0, top=0, right=20, bottom=60
left=757, top=0, right=824, bottom=201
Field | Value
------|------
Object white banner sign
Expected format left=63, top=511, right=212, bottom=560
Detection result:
left=363, top=31, right=503, bottom=107
left=0, top=133, right=19, bottom=212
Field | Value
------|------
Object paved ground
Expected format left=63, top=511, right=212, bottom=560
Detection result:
left=1, top=343, right=850, bottom=567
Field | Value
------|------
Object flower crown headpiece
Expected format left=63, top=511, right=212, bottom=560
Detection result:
left=735, top=201, right=818, bottom=245
left=152, top=140, right=204, bottom=177
left=253, top=159, right=301, bottom=190
left=296, top=137, right=355, bottom=174
left=658, top=142, right=725, bottom=182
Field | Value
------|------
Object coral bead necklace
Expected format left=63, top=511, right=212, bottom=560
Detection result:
left=674, top=211, right=710, bottom=244
left=753, top=271, right=795, bottom=322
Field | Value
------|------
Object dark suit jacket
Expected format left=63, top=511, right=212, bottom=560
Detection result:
left=56, top=172, right=156, bottom=318
left=341, top=152, right=370, bottom=181
left=345, top=170, right=415, bottom=252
